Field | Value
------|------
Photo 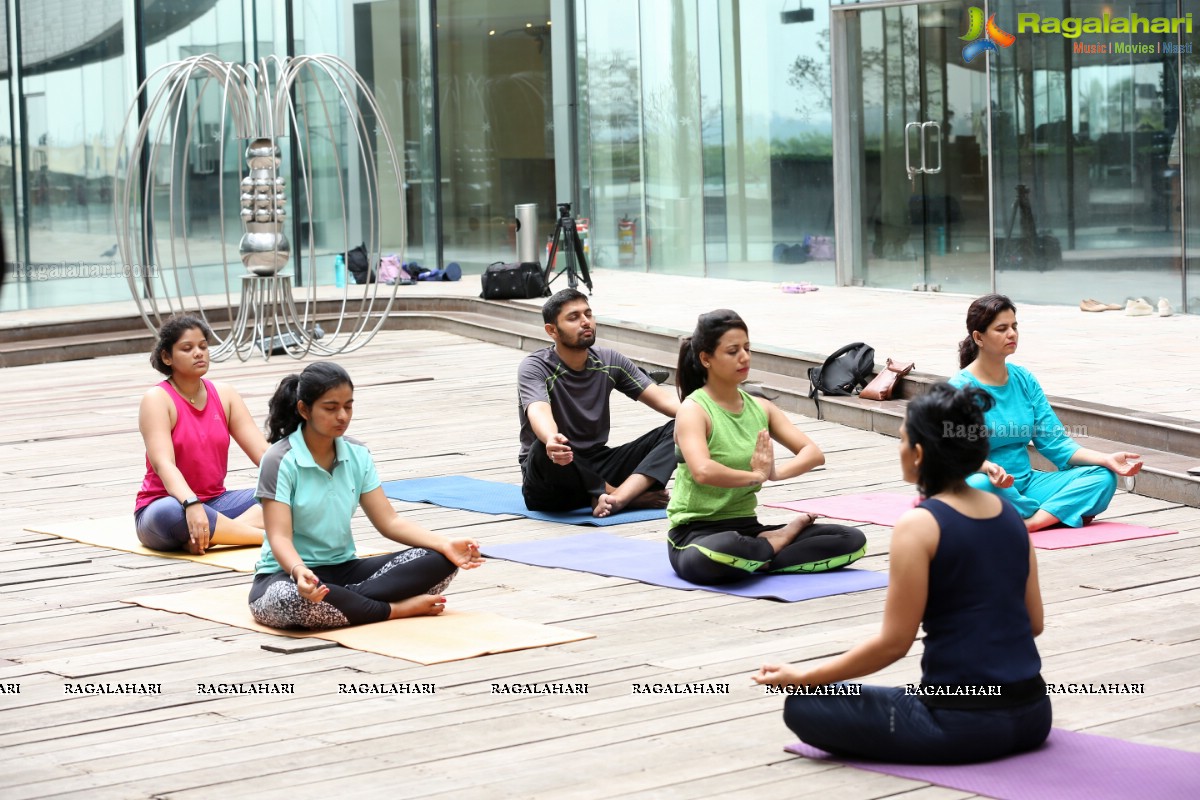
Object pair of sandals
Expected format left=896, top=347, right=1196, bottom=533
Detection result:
left=1079, top=298, right=1123, bottom=312
left=782, top=282, right=820, bottom=294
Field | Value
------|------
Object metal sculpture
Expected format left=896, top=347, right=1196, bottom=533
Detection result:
left=115, top=54, right=404, bottom=360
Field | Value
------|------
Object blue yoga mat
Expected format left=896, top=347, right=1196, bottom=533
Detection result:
left=381, top=475, right=668, bottom=526
left=482, top=532, right=888, bottom=601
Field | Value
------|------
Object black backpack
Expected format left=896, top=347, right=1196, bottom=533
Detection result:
left=807, top=342, right=876, bottom=417
left=346, top=243, right=375, bottom=284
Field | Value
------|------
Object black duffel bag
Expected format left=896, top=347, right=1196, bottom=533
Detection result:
left=480, top=261, right=548, bottom=300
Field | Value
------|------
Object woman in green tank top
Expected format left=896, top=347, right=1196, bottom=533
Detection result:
left=665, top=310, right=867, bottom=584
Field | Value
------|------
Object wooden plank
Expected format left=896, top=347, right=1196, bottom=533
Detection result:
left=1, top=327, right=1198, bottom=798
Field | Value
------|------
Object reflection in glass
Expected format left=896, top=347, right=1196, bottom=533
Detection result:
left=992, top=3, right=1184, bottom=308
left=8, top=1, right=132, bottom=310
left=639, top=0, right=702, bottom=275
left=578, top=0, right=644, bottom=271
left=438, top=0, right=555, bottom=275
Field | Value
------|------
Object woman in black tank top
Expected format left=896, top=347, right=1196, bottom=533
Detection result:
left=752, top=383, right=1052, bottom=764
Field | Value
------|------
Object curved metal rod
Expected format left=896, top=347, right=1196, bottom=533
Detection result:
left=118, top=54, right=407, bottom=361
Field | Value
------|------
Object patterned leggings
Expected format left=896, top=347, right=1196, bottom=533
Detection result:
left=248, top=548, right=457, bottom=630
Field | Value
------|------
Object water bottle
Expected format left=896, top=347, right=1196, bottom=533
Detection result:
left=334, top=253, right=345, bottom=288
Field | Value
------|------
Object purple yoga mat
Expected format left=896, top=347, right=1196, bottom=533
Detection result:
left=481, top=532, right=887, bottom=602
left=767, top=493, right=1177, bottom=550
left=784, top=728, right=1200, bottom=800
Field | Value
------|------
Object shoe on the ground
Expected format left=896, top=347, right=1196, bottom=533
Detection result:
left=1158, top=297, right=1173, bottom=317
left=1103, top=302, right=1124, bottom=310
left=1080, top=299, right=1107, bottom=312
left=1125, top=298, right=1154, bottom=316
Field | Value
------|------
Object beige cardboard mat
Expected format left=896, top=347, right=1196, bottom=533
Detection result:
left=123, top=584, right=594, bottom=664
left=24, top=516, right=385, bottom=572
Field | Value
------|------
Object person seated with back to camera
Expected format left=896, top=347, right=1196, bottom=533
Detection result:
left=666, top=309, right=866, bottom=584
left=517, top=288, right=680, bottom=518
left=754, top=383, right=1051, bottom=764
left=135, top=315, right=267, bottom=554
left=249, top=361, right=482, bottom=630
left=950, top=293, right=1141, bottom=531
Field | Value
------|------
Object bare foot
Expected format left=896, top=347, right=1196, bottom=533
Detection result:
left=388, top=594, right=446, bottom=619
left=593, top=493, right=622, bottom=518
left=759, top=513, right=817, bottom=554
left=628, top=489, right=669, bottom=509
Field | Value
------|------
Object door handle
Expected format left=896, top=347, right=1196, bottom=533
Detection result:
left=905, top=121, right=922, bottom=180
left=922, top=121, right=942, bottom=174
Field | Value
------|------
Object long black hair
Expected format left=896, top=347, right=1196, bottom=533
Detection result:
left=265, top=361, right=354, bottom=443
left=958, top=293, right=1016, bottom=368
left=150, top=315, right=212, bottom=376
left=904, top=382, right=995, bottom=496
left=676, top=309, right=748, bottom=400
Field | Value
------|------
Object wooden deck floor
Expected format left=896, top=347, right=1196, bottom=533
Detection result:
left=1, top=330, right=1198, bottom=799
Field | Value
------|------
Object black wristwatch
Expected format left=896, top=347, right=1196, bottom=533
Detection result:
left=180, top=496, right=201, bottom=510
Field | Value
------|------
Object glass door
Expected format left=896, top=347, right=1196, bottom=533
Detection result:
left=837, top=1, right=991, bottom=294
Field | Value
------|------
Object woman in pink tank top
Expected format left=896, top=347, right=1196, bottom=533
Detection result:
left=135, top=315, right=269, bottom=553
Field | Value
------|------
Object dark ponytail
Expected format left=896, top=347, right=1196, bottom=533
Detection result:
left=265, top=361, right=354, bottom=443
left=904, top=382, right=995, bottom=496
left=676, top=309, right=748, bottom=400
left=959, top=293, right=1016, bottom=368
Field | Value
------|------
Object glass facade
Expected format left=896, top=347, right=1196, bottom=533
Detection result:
left=989, top=0, right=1188, bottom=308
left=0, top=0, right=1197, bottom=313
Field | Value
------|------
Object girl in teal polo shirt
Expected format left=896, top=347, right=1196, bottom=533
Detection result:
left=249, top=362, right=482, bottom=630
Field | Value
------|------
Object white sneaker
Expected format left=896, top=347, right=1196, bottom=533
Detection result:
left=1158, top=297, right=1173, bottom=317
left=1125, top=298, right=1154, bottom=316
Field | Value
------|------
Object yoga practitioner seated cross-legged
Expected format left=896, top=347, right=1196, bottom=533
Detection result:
left=249, top=362, right=483, bottom=630
left=753, top=383, right=1051, bottom=764
left=518, top=289, right=680, bottom=518
left=666, top=309, right=866, bottom=584
left=135, top=315, right=268, bottom=554
left=951, top=294, right=1141, bottom=531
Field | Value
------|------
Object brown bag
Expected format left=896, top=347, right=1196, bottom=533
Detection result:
left=860, top=358, right=915, bottom=401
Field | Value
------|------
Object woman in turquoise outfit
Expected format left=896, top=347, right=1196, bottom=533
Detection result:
left=950, top=294, right=1142, bottom=531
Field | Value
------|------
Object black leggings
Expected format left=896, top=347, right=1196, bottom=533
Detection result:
left=248, top=548, right=457, bottom=630
left=668, top=517, right=867, bottom=585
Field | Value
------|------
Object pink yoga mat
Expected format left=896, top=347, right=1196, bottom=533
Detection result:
left=1029, top=522, right=1177, bottom=550
left=766, top=493, right=1177, bottom=550
left=766, top=493, right=916, bottom=527
left=784, top=728, right=1200, bottom=800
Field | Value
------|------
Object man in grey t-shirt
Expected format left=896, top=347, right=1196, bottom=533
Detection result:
left=518, top=289, right=679, bottom=517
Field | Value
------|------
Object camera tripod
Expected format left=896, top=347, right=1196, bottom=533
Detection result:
left=544, top=202, right=593, bottom=293
left=997, top=184, right=1061, bottom=272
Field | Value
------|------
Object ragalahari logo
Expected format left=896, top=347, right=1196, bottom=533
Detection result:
left=961, top=8, right=1015, bottom=63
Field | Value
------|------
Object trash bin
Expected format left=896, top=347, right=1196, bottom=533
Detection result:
left=515, top=203, right=540, bottom=265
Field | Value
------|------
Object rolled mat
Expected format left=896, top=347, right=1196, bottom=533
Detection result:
left=785, top=728, right=1200, bottom=800
left=123, top=584, right=594, bottom=664
left=482, top=532, right=886, bottom=601
left=382, top=475, right=667, bottom=526
left=23, top=516, right=387, bottom=572
left=766, top=493, right=1178, bottom=549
